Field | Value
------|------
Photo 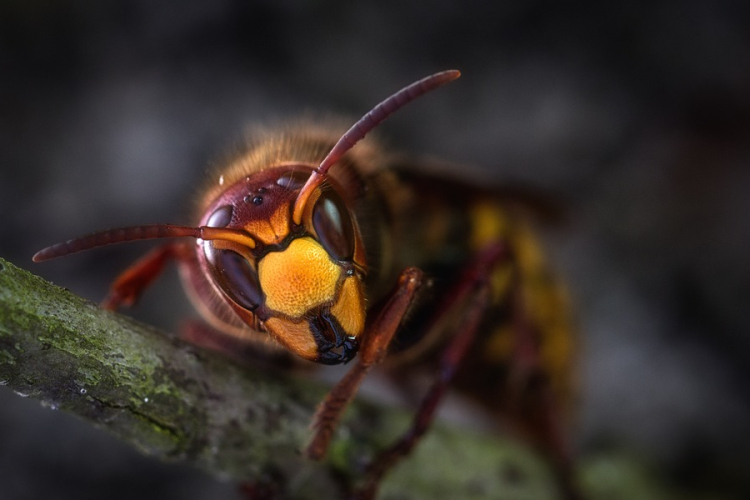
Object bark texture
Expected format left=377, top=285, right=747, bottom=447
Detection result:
left=0, top=257, right=694, bottom=500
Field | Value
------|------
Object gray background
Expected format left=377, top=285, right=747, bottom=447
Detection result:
left=1, top=1, right=749, bottom=498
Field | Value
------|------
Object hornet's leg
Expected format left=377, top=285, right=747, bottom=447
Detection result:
left=101, top=243, right=190, bottom=310
left=351, top=242, right=507, bottom=500
left=305, top=267, right=425, bottom=460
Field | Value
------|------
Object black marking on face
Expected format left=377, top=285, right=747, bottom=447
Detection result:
left=309, top=311, right=358, bottom=365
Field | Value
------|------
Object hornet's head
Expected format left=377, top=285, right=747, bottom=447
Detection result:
left=33, top=70, right=461, bottom=365
left=196, top=165, right=367, bottom=364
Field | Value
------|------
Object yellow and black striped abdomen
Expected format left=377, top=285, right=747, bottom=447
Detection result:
left=470, top=201, right=574, bottom=413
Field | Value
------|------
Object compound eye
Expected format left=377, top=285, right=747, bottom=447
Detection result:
left=202, top=204, right=232, bottom=262
left=312, top=189, right=354, bottom=261
left=211, top=249, right=264, bottom=311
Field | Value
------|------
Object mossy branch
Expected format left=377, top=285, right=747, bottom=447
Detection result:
left=0, top=257, right=563, bottom=499
left=0, top=256, right=686, bottom=500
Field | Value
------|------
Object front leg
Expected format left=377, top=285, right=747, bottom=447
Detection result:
left=305, top=267, right=425, bottom=460
left=101, top=243, right=189, bottom=310
left=352, top=242, right=507, bottom=500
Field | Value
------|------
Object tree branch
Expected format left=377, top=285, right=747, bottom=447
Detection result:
left=0, top=256, right=685, bottom=500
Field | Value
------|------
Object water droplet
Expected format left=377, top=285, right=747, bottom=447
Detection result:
left=79, top=388, right=87, bottom=395
left=40, top=400, right=58, bottom=410
left=143, top=397, right=149, bottom=403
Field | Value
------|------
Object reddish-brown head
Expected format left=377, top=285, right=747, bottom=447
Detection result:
left=196, top=165, right=367, bottom=364
left=33, top=70, right=460, bottom=365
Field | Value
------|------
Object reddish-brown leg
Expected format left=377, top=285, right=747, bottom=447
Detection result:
left=101, top=243, right=189, bottom=310
left=350, top=243, right=507, bottom=500
left=305, top=267, right=425, bottom=460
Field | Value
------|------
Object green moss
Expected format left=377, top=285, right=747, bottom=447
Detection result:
left=379, top=426, right=559, bottom=500
left=3, top=256, right=721, bottom=500
left=76, top=363, right=103, bottom=382
left=581, top=454, right=675, bottom=500
left=8, top=312, right=32, bottom=332
left=0, top=349, right=15, bottom=365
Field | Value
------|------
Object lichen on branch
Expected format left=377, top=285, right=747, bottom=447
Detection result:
left=0, top=257, right=562, bottom=499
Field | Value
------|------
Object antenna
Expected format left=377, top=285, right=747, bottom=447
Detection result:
left=292, top=69, right=461, bottom=224
left=33, top=224, right=257, bottom=262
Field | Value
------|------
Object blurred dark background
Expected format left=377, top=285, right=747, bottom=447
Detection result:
left=1, top=1, right=749, bottom=499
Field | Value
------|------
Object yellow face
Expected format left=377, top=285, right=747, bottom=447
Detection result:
left=258, top=237, right=365, bottom=363
left=200, top=166, right=367, bottom=365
